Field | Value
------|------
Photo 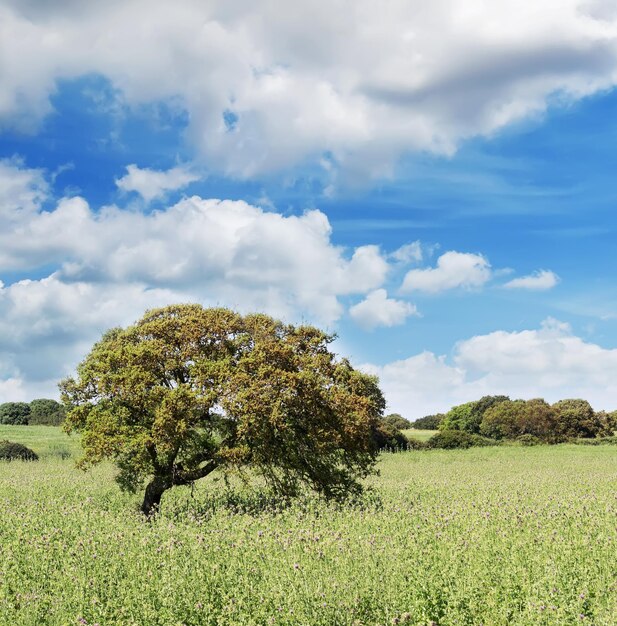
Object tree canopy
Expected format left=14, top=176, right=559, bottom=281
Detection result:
left=29, top=399, right=66, bottom=426
left=60, top=304, right=384, bottom=515
left=0, top=402, right=31, bottom=425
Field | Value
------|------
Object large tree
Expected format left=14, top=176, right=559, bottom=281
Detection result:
left=60, top=304, right=384, bottom=515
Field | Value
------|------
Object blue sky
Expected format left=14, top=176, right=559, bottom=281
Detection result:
left=2, top=0, right=617, bottom=416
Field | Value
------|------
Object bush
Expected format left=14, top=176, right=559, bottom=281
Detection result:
left=552, top=399, right=603, bottom=439
left=480, top=398, right=560, bottom=442
left=570, top=436, right=617, bottom=446
left=516, top=434, right=542, bottom=446
left=29, top=399, right=66, bottom=426
left=440, top=396, right=510, bottom=434
left=0, top=440, right=39, bottom=461
left=0, top=402, right=31, bottom=425
left=411, top=413, right=445, bottom=430
left=372, top=421, right=409, bottom=451
left=426, top=430, right=497, bottom=449
left=382, top=413, right=412, bottom=430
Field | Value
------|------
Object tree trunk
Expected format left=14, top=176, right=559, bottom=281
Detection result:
left=141, top=477, right=169, bottom=517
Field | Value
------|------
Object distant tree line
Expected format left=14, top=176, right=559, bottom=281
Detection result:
left=0, top=400, right=66, bottom=426
left=437, top=396, right=615, bottom=443
left=377, top=396, right=617, bottom=450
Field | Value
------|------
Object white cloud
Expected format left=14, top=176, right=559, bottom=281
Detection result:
left=401, top=251, right=492, bottom=293
left=0, top=160, right=393, bottom=400
left=0, top=157, right=48, bottom=225
left=503, top=269, right=560, bottom=290
left=349, top=289, right=418, bottom=330
left=0, top=192, right=389, bottom=322
left=363, top=318, right=617, bottom=418
left=115, top=164, right=200, bottom=202
left=2, top=1, right=617, bottom=178
left=390, top=241, right=423, bottom=264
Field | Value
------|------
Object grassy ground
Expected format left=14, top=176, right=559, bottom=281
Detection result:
left=0, top=424, right=80, bottom=459
left=402, top=429, right=437, bottom=442
left=2, top=426, right=617, bottom=625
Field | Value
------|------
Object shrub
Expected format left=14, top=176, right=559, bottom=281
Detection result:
left=382, top=413, right=411, bottom=430
left=440, top=402, right=476, bottom=432
left=571, top=436, right=617, bottom=446
left=411, top=413, right=445, bottom=430
left=516, top=434, right=542, bottom=446
left=592, top=411, right=615, bottom=437
left=0, top=402, right=31, bottom=425
left=29, top=399, right=66, bottom=426
left=372, top=421, right=409, bottom=451
left=426, top=430, right=496, bottom=449
left=552, top=399, right=603, bottom=439
left=441, top=396, right=510, bottom=434
left=0, top=440, right=39, bottom=461
left=480, top=399, right=559, bottom=442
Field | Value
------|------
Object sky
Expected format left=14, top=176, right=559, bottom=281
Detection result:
left=2, top=0, right=617, bottom=418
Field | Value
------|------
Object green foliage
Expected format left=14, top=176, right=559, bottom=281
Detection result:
left=61, top=304, right=384, bottom=514
left=426, top=430, right=496, bottom=449
left=382, top=413, right=411, bottom=430
left=372, top=420, right=408, bottom=451
left=411, top=413, right=445, bottom=430
left=552, top=399, right=604, bottom=439
left=440, top=396, right=510, bottom=434
left=439, top=402, right=476, bottom=432
left=480, top=398, right=560, bottom=442
left=0, top=402, right=31, bottom=425
left=28, top=399, right=66, bottom=426
left=0, top=440, right=38, bottom=461
left=516, top=434, right=542, bottom=446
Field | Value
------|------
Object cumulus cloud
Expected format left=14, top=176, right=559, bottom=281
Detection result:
left=349, top=289, right=418, bottom=330
left=0, top=193, right=389, bottom=321
left=115, top=164, right=200, bottom=202
left=363, top=318, right=617, bottom=418
left=503, top=269, right=560, bottom=290
left=400, top=251, right=492, bottom=293
left=0, top=157, right=48, bottom=225
left=0, top=159, right=393, bottom=400
left=2, top=1, right=617, bottom=178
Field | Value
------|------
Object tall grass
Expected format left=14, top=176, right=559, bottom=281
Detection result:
left=1, top=427, right=617, bottom=625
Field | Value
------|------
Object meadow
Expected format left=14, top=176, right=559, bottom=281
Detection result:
left=2, top=426, right=617, bottom=625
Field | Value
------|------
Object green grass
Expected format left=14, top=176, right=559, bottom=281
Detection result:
left=2, top=427, right=617, bottom=625
left=403, top=428, right=437, bottom=442
left=0, top=424, right=80, bottom=459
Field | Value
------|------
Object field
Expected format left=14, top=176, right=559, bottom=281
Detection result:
left=402, top=429, right=437, bottom=442
left=2, top=427, right=617, bottom=625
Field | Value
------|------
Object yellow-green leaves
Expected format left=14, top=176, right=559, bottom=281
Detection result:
left=60, top=304, right=384, bottom=512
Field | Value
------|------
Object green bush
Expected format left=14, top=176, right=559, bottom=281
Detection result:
left=426, top=430, right=496, bottom=449
left=480, top=398, right=560, bottom=442
left=570, top=436, right=617, bottom=446
left=372, top=421, right=408, bottom=451
left=0, top=402, right=31, bottom=425
left=411, top=413, right=444, bottom=430
left=382, top=413, right=411, bottom=430
left=516, top=434, right=542, bottom=446
left=29, top=399, right=66, bottom=426
left=552, top=399, right=603, bottom=439
left=440, top=396, right=510, bottom=434
left=0, top=440, right=39, bottom=461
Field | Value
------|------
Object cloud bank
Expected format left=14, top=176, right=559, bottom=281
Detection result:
left=364, top=318, right=617, bottom=418
left=3, top=0, right=617, bottom=178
